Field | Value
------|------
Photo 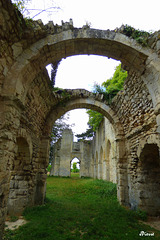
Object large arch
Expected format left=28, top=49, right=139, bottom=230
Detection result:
left=2, top=25, right=152, bottom=104
left=43, top=89, right=124, bottom=139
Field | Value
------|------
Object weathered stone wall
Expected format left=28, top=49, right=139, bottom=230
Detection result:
left=51, top=117, right=118, bottom=185
left=111, top=68, right=159, bottom=213
left=50, top=129, right=92, bottom=178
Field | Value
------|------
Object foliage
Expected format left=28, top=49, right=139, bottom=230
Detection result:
left=46, top=164, right=52, bottom=173
left=11, top=0, right=60, bottom=27
left=49, top=113, right=74, bottom=163
left=76, top=126, right=94, bottom=140
left=83, top=64, right=127, bottom=135
left=87, top=110, right=103, bottom=132
left=102, top=64, right=128, bottom=96
left=12, top=0, right=29, bottom=14
left=72, top=162, right=79, bottom=173
left=119, top=24, right=151, bottom=47
left=4, top=177, right=160, bottom=240
left=12, top=0, right=34, bottom=29
left=51, top=113, right=73, bottom=143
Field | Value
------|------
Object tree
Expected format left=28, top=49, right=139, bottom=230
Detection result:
left=49, top=113, right=74, bottom=163
left=51, top=113, right=74, bottom=143
left=79, top=64, right=128, bottom=139
left=102, top=64, right=128, bottom=96
left=11, top=0, right=60, bottom=19
left=76, top=125, right=94, bottom=140
left=86, top=110, right=103, bottom=132
left=72, top=162, right=79, bottom=173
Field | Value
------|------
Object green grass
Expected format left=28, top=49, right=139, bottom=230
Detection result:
left=4, top=176, right=160, bottom=240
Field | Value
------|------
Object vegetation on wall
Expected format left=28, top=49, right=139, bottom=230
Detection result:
left=117, top=24, right=152, bottom=47
left=12, top=0, right=29, bottom=14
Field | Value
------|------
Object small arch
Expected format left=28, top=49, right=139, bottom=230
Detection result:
left=139, top=143, right=160, bottom=169
left=7, top=137, right=32, bottom=216
left=70, top=158, right=80, bottom=177
left=136, top=143, right=160, bottom=215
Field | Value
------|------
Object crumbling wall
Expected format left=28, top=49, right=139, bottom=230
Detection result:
left=50, top=129, right=92, bottom=177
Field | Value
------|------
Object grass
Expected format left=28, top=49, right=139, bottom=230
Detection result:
left=4, top=175, right=160, bottom=240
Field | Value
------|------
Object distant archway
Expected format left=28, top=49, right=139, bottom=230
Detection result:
left=3, top=27, right=150, bottom=103
left=70, top=158, right=80, bottom=177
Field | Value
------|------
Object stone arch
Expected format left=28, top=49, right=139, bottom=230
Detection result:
left=16, top=128, right=33, bottom=158
left=137, top=134, right=160, bottom=158
left=137, top=143, right=160, bottom=215
left=3, top=27, right=151, bottom=103
left=44, top=94, right=124, bottom=139
left=7, top=136, right=32, bottom=215
left=70, top=157, right=81, bottom=176
left=133, top=134, right=160, bottom=215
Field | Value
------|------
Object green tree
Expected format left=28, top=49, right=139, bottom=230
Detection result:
left=79, top=64, right=127, bottom=139
left=87, top=110, right=103, bottom=132
left=72, top=162, right=79, bottom=173
left=102, top=63, right=128, bottom=96
left=76, top=125, right=94, bottom=140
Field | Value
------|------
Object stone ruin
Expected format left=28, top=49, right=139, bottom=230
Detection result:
left=51, top=118, right=117, bottom=183
left=1, top=0, right=160, bottom=237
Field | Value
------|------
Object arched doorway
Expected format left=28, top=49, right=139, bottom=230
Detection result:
left=136, top=143, right=160, bottom=215
left=7, top=137, right=32, bottom=216
left=70, top=158, right=80, bottom=177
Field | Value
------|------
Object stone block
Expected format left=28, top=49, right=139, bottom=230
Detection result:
left=18, top=181, right=28, bottom=189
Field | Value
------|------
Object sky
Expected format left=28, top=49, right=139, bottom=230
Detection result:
left=22, top=0, right=160, bottom=140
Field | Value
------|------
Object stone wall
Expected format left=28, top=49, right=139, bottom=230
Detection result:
left=51, top=117, right=117, bottom=184
left=50, top=129, right=92, bottom=178
left=111, top=68, right=159, bottom=214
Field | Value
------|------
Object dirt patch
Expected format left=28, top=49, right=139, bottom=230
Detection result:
left=142, top=216, right=160, bottom=231
left=5, top=216, right=27, bottom=231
